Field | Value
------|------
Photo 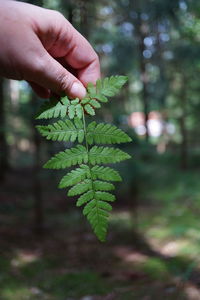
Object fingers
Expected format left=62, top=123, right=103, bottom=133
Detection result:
left=62, top=30, right=101, bottom=86
left=27, top=10, right=101, bottom=97
left=28, top=50, right=87, bottom=99
left=40, top=13, right=101, bottom=87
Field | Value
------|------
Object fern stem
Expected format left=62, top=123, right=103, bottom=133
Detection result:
left=82, top=109, right=94, bottom=183
left=82, top=109, right=89, bottom=153
left=82, top=108, right=101, bottom=225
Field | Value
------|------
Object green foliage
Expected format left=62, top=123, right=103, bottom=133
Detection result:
left=44, top=145, right=88, bottom=169
left=86, top=122, right=132, bottom=144
left=36, top=118, right=84, bottom=143
left=36, top=97, right=70, bottom=119
left=36, top=75, right=131, bottom=241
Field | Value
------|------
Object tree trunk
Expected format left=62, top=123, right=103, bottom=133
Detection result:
left=0, top=78, right=9, bottom=182
left=179, top=77, right=188, bottom=170
left=79, top=0, right=92, bottom=38
left=135, top=10, right=150, bottom=141
left=31, top=93, right=44, bottom=235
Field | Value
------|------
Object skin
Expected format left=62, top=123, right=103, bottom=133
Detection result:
left=0, top=0, right=100, bottom=99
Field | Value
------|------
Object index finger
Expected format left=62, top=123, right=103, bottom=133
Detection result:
left=62, top=25, right=101, bottom=86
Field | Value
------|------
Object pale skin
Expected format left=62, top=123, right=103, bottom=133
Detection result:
left=0, top=0, right=100, bottom=99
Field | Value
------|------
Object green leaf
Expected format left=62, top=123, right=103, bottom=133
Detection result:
left=87, top=82, right=96, bottom=94
left=86, top=121, right=132, bottom=144
left=96, top=76, right=128, bottom=97
left=71, top=98, right=79, bottom=105
left=97, top=200, right=112, bottom=211
left=61, top=96, right=70, bottom=105
left=91, top=166, right=122, bottom=181
left=68, top=105, right=75, bottom=119
left=84, top=199, right=109, bottom=242
left=76, top=190, right=94, bottom=207
left=36, top=99, right=69, bottom=119
left=83, top=199, right=96, bottom=216
left=95, top=191, right=116, bottom=202
left=68, top=179, right=92, bottom=196
left=89, top=99, right=101, bottom=108
left=93, top=180, right=115, bottom=191
left=44, top=145, right=88, bottom=169
left=94, top=93, right=108, bottom=103
left=84, top=104, right=95, bottom=116
left=59, top=165, right=90, bottom=188
left=81, top=98, right=90, bottom=104
left=36, top=75, right=132, bottom=243
left=75, top=104, right=83, bottom=119
left=89, top=146, right=131, bottom=165
left=36, top=118, right=84, bottom=143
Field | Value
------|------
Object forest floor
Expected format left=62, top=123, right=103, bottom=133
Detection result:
left=1, top=162, right=200, bottom=300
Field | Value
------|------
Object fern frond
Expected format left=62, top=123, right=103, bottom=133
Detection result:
left=91, top=166, right=122, bottom=181
left=93, top=180, right=115, bottom=191
left=44, top=145, right=88, bottom=169
left=89, top=146, right=131, bottom=165
left=68, top=104, right=76, bottom=119
left=76, top=190, right=94, bottom=207
left=36, top=97, right=70, bottom=119
left=36, top=118, right=84, bottom=143
left=89, top=99, right=101, bottom=108
left=83, top=198, right=111, bottom=242
left=59, top=165, right=90, bottom=188
left=86, top=121, right=132, bottom=144
left=96, top=76, right=128, bottom=97
left=76, top=104, right=83, bottom=119
left=84, top=104, right=95, bottom=116
left=68, top=179, right=92, bottom=196
left=36, top=75, right=132, bottom=242
left=95, top=191, right=116, bottom=202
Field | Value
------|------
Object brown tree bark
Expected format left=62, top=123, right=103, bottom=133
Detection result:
left=31, top=93, right=44, bottom=235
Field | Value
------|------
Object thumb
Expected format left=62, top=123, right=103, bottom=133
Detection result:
left=28, top=52, right=86, bottom=99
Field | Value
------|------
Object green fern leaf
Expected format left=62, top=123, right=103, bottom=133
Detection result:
left=36, top=118, right=84, bottom=143
left=95, top=191, right=116, bottom=202
left=82, top=199, right=96, bottom=216
left=59, top=165, right=90, bottom=188
left=97, top=200, right=112, bottom=211
left=87, top=82, right=96, bottom=94
left=87, top=122, right=132, bottom=144
left=44, top=145, right=88, bottom=169
left=68, top=179, right=92, bottom=196
left=36, top=75, right=132, bottom=242
left=83, top=198, right=110, bottom=242
left=96, top=76, right=128, bottom=97
left=81, top=98, right=90, bottom=105
left=93, top=180, right=115, bottom=191
left=89, top=99, right=101, bottom=108
left=89, top=146, right=131, bottom=165
left=75, top=104, right=83, bottom=119
left=84, top=104, right=95, bottom=116
left=76, top=190, right=94, bottom=207
left=36, top=97, right=70, bottom=119
left=93, top=94, right=108, bottom=103
left=91, top=166, right=121, bottom=181
left=68, top=104, right=75, bottom=119
left=71, top=98, right=79, bottom=105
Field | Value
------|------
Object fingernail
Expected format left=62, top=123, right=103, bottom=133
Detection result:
left=70, top=82, right=86, bottom=99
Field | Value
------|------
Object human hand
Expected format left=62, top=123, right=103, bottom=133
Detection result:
left=0, top=1, right=100, bottom=99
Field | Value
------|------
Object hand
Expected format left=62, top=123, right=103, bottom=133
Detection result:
left=0, top=1, right=100, bottom=99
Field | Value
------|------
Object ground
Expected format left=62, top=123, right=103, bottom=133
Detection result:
left=1, top=158, right=200, bottom=300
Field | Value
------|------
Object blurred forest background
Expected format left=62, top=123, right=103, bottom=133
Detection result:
left=1, top=0, right=200, bottom=299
